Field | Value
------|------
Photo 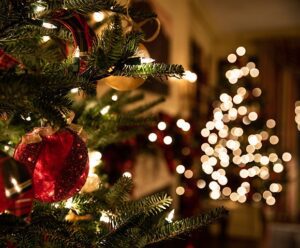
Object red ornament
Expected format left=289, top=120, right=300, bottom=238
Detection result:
left=14, top=128, right=89, bottom=202
left=0, top=152, right=33, bottom=216
left=0, top=49, right=20, bottom=70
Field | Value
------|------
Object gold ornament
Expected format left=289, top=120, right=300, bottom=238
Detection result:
left=102, top=75, right=145, bottom=91
left=101, top=44, right=150, bottom=91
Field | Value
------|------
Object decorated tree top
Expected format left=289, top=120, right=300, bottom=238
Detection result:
left=0, top=0, right=227, bottom=247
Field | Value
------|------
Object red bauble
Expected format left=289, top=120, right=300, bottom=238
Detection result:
left=14, top=128, right=89, bottom=202
left=0, top=152, right=33, bottom=216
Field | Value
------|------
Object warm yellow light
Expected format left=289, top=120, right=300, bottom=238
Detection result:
left=230, top=192, right=239, bottom=201
left=263, top=190, right=272, bottom=199
left=270, top=183, right=280, bottom=193
left=222, top=187, right=232, bottom=196
left=252, top=88, right=262, bottom=97
left=241, top=67, right=250, bottom=76
left=248, top=135, right=259, bottom=145
left=246, top=62, right=256, bottom=69
left=269, top=153, right=278, bottom=162
left=227, top=53, right=237, bottom=63
left=184, top=170, right=193, bottom=179
left=238, top=106, right=247, bottom=115
left=176, top=186, right=185, bottom=195
left=273, top=163, right=284, bottom=173
left=282, top=152, right=292, bottom=162
left=266, top=196, right=276, bottom=206
left=248, top=112, right=258, bottom=121
left=252, top=193, right=262, bottom=202
left=270, top=135, right=279, bottom=145
left=250, top=68, right=259, bottom=77
left=220, top=93, right=231, bottom=103
left=197, top=179, right=206, bottom=189
left=210, top=190, right=221, bottom=200
left=266, top=119, right=276, bottom=128
left=201, top=128, right=210, bottom=137
left=206, top=121, right=215, bottom=130
left=238, top=195, right=247, bottom=203
left=236, top=46, right=246, bottom=56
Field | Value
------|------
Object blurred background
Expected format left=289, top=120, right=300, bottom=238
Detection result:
left=97, top=0, right=300, bottom=247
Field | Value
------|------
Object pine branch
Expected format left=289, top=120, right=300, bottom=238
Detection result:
left=112, top=63, right=185, bottom=79
left=144, top=207, right=228, bottom=246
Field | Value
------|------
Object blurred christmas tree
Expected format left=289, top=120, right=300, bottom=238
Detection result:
left=0, top=0, right=227, bottom=247
left=198, top=46, right=292, bottom=206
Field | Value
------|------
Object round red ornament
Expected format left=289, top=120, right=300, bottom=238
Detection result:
left=0, top=151, right=33, bottom=216
left=14, top=128, right=89, bottom=202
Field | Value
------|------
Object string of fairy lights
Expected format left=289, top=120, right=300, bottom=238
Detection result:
left=197, top=46, right=292, bottom=205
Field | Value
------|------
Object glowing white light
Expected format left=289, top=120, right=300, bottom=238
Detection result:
left=266, top=196, right=276, bottom=206
left=163, top=136, right=173, bottom=145
left=220, top=93, right=231, bottom=103
left=141, top=57, right=155, bottom=64
left=238, top=106, right=247, bottom=115
left=89, top=151, right=102, bottom=168
left=42, top=22, right=57, bottom=29
left=183, top=70, right=198, bottom=83
left=208, top=133, right=218, bottom=145
left=111, top=94, right=118, bottom=101
left=270, top=183, right=280, bottom=193
left=238, top=195, right=247, bottom=203
left=100, top=105, right=110, bottom=115
left=273, top=163, right=284, bottom=173
left=260, top=156, right=269, bottom=165
left=42, top=36, right=50, bottom=42
left=218, top=176, right=228, bottom=185
left=35, top=4, right=46, bottom=12
left=93, top=12, right=105, bottom=22
left=176, top=119, right=185, bottom=128
left=165, top=209, right=175, bottom=223
left=227, top=53, right=237, bottom=63
left=70, top=88, right=79, bottom=93
left=210, top=190, right=221, bottom=200
left=206, top=121, right=215, bottom=130
left=237, top=187, right=247, bottom=195
left=241, top=67, right=250, bottom=76
left=123, top=172, right=132, bottom=178
left=250, top=68, right=259, bottom=78
left=236, top=46, right=246, bottom=56
left=230, top=192, right=239, bottom=201
left=65, top=197, right=73, bottom=209
left=158, top=121, right=167, bottom=130
left=240, top=169, right=249, bottom=178
left=100, top=212, right=110, bottom=223
left=148, top=133, right=157, bottom=142
left=181, top=122, right=191, bottom=132
left=248, top=135, right=258, bottom=145
left=248, top=112, right=258, bottom=121
left=209, top=181, right=220, bottom=191
left=176, top=165, right=186, bottom=174
left=201, top=128, right=210, bottom=137
left=233, top=95, right=243, bottom=104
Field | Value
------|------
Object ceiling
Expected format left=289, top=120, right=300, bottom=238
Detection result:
left=192, top=0, right=300, bottom=39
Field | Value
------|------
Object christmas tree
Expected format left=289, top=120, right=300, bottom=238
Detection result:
left=0, top=0, right=227, bottom=247
left=198, top=47, right=292, bottom=206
